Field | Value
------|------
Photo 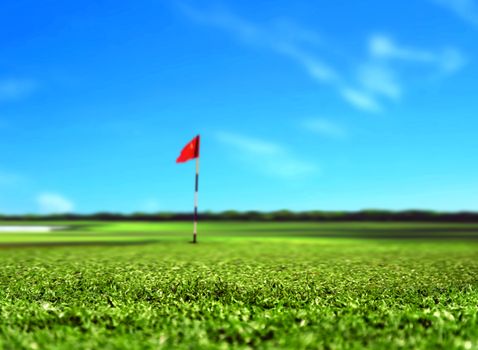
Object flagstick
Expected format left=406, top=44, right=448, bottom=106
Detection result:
left=193, top=156, right=199, bottom=243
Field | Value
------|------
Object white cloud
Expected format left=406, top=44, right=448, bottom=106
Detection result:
left=216, top=132, right=282, bottom=155
left=177, top=5, right=466, bottom=113
left=216, top=132, right=317, bottom=178
left=345, top=36, right=466, bottom=110
left=340, top=88, right=382, bottom=113
left=370, top=35, right=434, bottom=62
left=357, top=64, right=401, bottom=100
left=439, top=48, right=467, bottom=73
left=274, top=42, right=339, bottom=83
left=431, top=0, right=478, bottom=26
left=369, top=35, right=466, bottom=73
left=37, top=193, right=74, bottom=214
left=272, top=19, right=323, bottom=47
left=177, top=5, right=375, bottom=111
left=0, top=79, right=37, bottom=102
left=301, top=119, right=347, bottom=139
left=179, top=5, right=338, bottom=84
left=354, top=34, right=467, bottom=108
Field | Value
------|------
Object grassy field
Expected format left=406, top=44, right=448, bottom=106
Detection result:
left=0, top=222, right=477, bottom=349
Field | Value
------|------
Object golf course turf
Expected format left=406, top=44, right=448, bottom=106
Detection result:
left=0, top=221, right=477, bottom=349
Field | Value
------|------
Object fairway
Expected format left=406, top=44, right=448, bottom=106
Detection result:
left=0, top=222, right=477, bottom=349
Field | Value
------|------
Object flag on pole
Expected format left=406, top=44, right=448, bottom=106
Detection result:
left=176, top=135, right=201, bottom=243
left=176, top=135, right=200, bottom=163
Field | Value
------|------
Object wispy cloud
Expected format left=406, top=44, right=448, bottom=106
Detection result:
left=357, top=64, right=401, bottom=100
left=178, top=4, right=338, bottom=84
left=0, top=78, right=38, bottom=102
left=301, top=119, right=347, bottom=139
left=274, top=43, right=339, bottom=83
left=369, top=34, right=466, bottom=73
left=37, top=193, right=74, bottom=213
left=177, top=4, right=381, bottom=112
left=431, top=0, right=478, bottom=26
left=177, top=5, right=466, bottom=113
left=341, top=88, right=383, bottom=113
left=216, top=132, right=318, bottom=178
left=272, top=19, right=323, bottom=47
left=346, top=34, right=467, bottom=108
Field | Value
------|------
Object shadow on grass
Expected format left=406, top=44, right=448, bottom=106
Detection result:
left=290, top=233, right=478, bottom=240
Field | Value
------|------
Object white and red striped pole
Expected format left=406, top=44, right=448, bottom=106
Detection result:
left=193, top=155, right=199, bottom=243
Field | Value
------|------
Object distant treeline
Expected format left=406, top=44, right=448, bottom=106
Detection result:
left=2, top=210, right=478, bottom=222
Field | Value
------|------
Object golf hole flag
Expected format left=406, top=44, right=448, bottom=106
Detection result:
left=176, top=135, right=201, bottom=243
left=176, top=135, right=200, bottom=163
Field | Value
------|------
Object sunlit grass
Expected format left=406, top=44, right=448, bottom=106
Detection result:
left=0, top=222, right=477, bottom=349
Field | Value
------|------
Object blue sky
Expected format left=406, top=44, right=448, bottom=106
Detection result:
left=1, top=0, right=477, bottom=214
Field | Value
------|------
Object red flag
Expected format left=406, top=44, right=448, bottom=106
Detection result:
left=176, top=135, right=200, bottom=163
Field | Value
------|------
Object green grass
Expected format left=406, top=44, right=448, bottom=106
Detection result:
left=0, top=221, right=478, bottom=349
